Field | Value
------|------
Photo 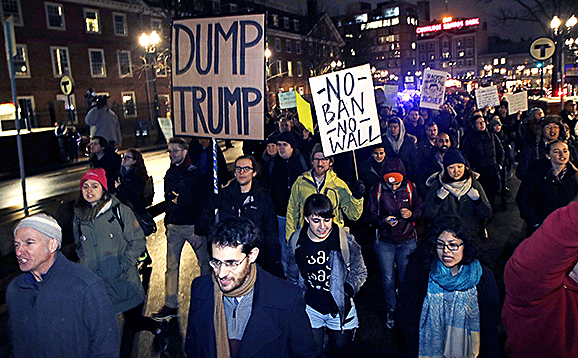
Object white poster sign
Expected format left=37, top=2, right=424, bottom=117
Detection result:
left=382, top=85, right=399, bottom=107
left=420, top=69, right=448, bottom=109
left=158, top=117, right=174, bottom=141
left=475, top=85, right=500, bottom=109
left=309, top=64, right=381, bottom=156
left=506, top=91, right=528, bottom=115
left=172, top=15, right=265, bottom=139
left=278, top=91, right=297, bottom=109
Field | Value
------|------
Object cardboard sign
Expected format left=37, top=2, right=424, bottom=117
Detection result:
left=172, top=15, right=265, bottom=140
left=278, top=91, right=297, bottom=109
left=506, top=91, right=528, bottom=115
left=475, top=85, right=500, bottom=109
left=420, top=69, right=448, bottom=109
left=309, top=64, right=381, bottom=156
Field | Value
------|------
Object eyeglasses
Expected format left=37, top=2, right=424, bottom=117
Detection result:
left=209, top=255, right=248, bottom=271
left=312, top=157, right=330, bottom=163
left=235, top=166, right=253, bottom=173
left=436, top=241, right=464, bottom=252
left=166, top=149, right=184, bottom=155
left=122, top=154, right=135, bottom=160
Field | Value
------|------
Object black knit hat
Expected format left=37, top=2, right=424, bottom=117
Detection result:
left=277, top=131, right=297, bottom=148
left=443, top=149, right=467, bottom=168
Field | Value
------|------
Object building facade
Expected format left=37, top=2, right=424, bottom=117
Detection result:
left=0, top=0, right=170, bottom=143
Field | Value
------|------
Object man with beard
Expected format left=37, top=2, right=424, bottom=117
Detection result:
left=416, top=122, right=439, bottom=160
left=185, top=217, right=316, bottom=358
left=416, top=133, right=452, bottom=198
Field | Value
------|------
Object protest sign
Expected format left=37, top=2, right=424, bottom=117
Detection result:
left=475, top=85, right=500, bottom=109
left=420, top=69, right=448, bottom=109
left=296, top=92, right=314, bottom=134
left=506, top=91, right=528, bottom=115
left=158, top=118, right=173, bottom=142
left=278, top=91, right=297, bottom=109
left=382, top=85, right=399, bottom=107
left=172, top=14, right=265, bottom=140
left=309, top=63, right=381, bottom=156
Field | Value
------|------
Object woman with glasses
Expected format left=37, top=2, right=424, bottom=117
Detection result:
left=73, top=168, right=167, bottom=357
left=114, top=149, right=150, bottom=215
left=397, top=217, right=500, bottom=358
left=285, top=194, right=367, bottom=358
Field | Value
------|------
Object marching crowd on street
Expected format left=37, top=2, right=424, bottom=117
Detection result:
left=7, top=94, right=578, bottom=358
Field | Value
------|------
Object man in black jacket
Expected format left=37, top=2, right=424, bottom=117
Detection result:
left=215, top=155, right=283, bottom=278
left=89, top=136, right=121, bottom=190
left=153, top=137, right=212, bottom=320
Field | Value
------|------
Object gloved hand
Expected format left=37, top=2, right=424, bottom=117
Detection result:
left=437, top=187, right=450, bottom=199
left=352, top=180, right=366, bottom=199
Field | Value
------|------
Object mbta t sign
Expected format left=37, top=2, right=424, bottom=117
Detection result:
left=59, top=75, right=74, bottom=95
left=530, top=37, right=556, bottom=61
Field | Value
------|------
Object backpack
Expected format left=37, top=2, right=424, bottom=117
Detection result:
left=112, top=202, right=157, bottom=237
left=143, top=176, right=154, bottom=207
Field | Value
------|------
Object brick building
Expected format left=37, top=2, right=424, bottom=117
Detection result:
left=0, top=0, right=170, bottom=144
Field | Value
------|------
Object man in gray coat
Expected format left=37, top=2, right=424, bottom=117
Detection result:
left=85, top=95, right=122, bottom=148
left=7, top=214, right=120, bottom=358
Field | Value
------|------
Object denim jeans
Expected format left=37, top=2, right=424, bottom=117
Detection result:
left=374, top=239, right=417, bottom=312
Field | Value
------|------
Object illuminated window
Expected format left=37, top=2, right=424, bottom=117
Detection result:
left=392, top=17, right=399, bottom=25
left=493, top=58, right=499, bottom=65
left=14, top=44, right=29, bottom=77
left=298, top=87, right=304, bottom=95
left=84, top=8, right=100, bottom=33
left=500, top=58, right=506, bottom=64
left=88, top=49, right=106, bottom=77
left=45, top=2, right=65, bottom=30
left=113, top=13, right=127, bottom=36
left=121, top=92, right=137, bottom=117
left=117, top=50, right=132, bottom=77
left=277, top=60, right=282, bottom=75
left=287, top=61, right=293, bottom=77
left=1, top=0, right=23, bottom=26
left=272, top=14, right=278, bottom=27
left=430, top=54, right=435, bottom=60
left=286, top=39, right=292, bottom=53
left=411, top=42, right=416, bottom=50
left=443, top=52, right=450, bottom=58
left=50, top=46, right=70, bottom=77
left=458, top=51, right=465, bottom=57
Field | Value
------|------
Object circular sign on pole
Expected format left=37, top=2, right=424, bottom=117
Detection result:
left=59, top=75, right=74, bottom=95
left=530, top=37, right=556, bottom=61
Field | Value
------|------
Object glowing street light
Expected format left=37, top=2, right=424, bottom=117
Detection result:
left=265, top=47, right=272, bottom=59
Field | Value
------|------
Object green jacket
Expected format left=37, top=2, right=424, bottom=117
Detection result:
left=286, top=169, right=363, bottom=241
left=74, top=196, right=146, bottom=314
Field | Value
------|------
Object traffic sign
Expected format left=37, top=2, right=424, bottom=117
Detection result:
left=59, top=75, right=74, bottom=95
left=530, top=37, right=555, bottom=60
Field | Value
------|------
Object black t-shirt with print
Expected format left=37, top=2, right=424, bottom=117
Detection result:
left=295, top=227, right=340, bottom=314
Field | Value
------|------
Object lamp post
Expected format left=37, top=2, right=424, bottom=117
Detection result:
left=140, top=31, right=161, bottom=124
left=551, top=15, right=577, bottom=96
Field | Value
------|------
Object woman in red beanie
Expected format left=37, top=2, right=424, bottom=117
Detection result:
left=74, top=168, right=166, bottom=356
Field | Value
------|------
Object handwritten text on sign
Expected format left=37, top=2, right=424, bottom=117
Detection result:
left=475, top=85, right=500, bottom=109
left=172, top=15, right=265, bottom=139
left=309, top=64, right=381, bottom=156
left=506, top=91, right=528, bottom=115
left=420, top=69, right=448, bottom=109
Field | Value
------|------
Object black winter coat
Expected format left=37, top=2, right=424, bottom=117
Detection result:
left=89, top=149, right=121, bottom=191
left=397, top=247, right=500, bottom=358
left=263, top=154, right=308, bottom=216
left=383, top=135, right=419, bottom=180
left=461, top=130, right=504, bottom=175
left=164, top=163, right=211, bottom=228
left=114, top=168, right=146, bottom=214
left=215, top=181, right=283, bottom=277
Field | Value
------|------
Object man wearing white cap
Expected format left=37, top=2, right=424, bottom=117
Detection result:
left=7, top=213, right=120, bottom=358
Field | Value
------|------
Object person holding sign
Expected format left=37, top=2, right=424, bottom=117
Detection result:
left=285, top=144, right=365, bottom=242
left=382, top=117, right=419, bottom=181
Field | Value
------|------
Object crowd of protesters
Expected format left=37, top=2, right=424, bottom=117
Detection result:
left=8, top=94, right=578, bottom=358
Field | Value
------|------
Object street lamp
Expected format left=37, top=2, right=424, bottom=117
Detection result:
left=550, top=14, right=576, bottom=96
left=140, top=30, right=161, bottom=126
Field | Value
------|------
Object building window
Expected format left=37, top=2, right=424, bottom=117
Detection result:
left=442, top=52, right=450, bottom=58
left=429, top=54, right=435, bottom=60
left=286, top=39, right=292, bottom=53
left=295, top=41, right=301, bottom=54
left=457, top=39, right=463, bottom=47
left=420, top=43, right=426, bottom=51
left=117, top=50, right=132, bottom=77
left=493, top=58, right=499, bottom=65
left=283, top=17, right=289, bottom=29
left=298, top=87, right=304, bottom=95
left=1, top=0, right=23, bottom=26
left=14, top=44, right=29, bottom=77
left=500, top=57, right=506, bottom=64
left=277, top=60, right=282, bottom=75
left=288, top=61, right=293, bottom=77
left=113, top=13, right=127, bottom=36
left=466, top=59, right=474, bottom=66
left=84, top=8, right=100, bottom=33
left=297, top=61, right=303, bottom=77
left=458, top=60, right=464, bottom=67
left=275, top=38, right=281, bottom=52
left=466, top=48, right=474, bottom=57
left=151, top=18, right=163, bottom=34
left=466, top=37, right=474, bottom=46
left=50, top=46, right=70, bottom=77
left=428, top=43, right=435, bottom=51
left=89, top=49, right=106, bottom=77
left=293, top=19, right=299, bottom=31
left=272, top=14, right=278, bottom=27
left=121, top=92, right=137, bottom=117
left=45, top=2, right=65, bottom=30
left=458, top=51, right=465, bottom=58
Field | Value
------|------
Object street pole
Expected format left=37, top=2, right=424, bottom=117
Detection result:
left=4, top=18, right=28, bottom=215
left=540, top=62, right=544, bottom=93
left=150, top=54, right=161, bottom=122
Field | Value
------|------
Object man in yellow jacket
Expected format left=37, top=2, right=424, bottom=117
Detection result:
left=286, top=144, right=365, bottom=241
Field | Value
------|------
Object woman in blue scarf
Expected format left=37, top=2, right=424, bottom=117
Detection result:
left=397, top=217, right=500, bottom=358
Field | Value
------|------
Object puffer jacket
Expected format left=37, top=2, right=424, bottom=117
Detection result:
left=286, top=169, right=363, bottom=241
left=74, top=196, right=146, bottom=314
left=285, top=227, right=368, bottom=328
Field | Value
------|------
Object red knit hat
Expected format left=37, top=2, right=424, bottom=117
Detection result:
left=383, top=172, right=404, bottom=184
left=80, top=168, right=108, bottom=191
